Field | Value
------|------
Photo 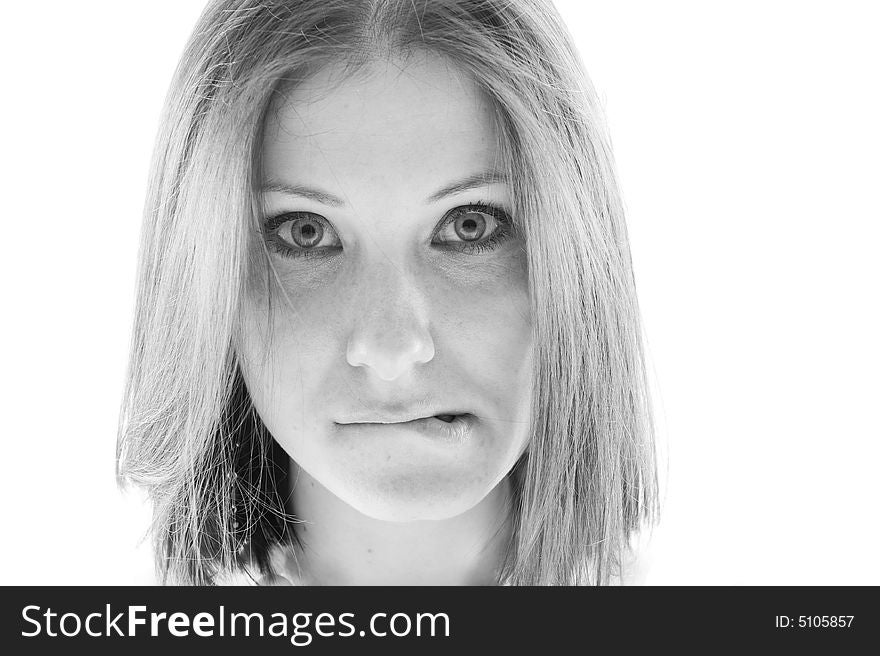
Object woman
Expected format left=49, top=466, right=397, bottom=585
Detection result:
left=117, top=0, right=658, bottom=586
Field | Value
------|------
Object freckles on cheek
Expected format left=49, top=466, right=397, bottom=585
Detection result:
left=443, top=249, right=531, bottom=327
left=443, top=267, right=533, bottom=459
left=240, top=273, right=338, bottom=398
left=240, top=292, right=341, bottom=462
left=438, top=255, right=533, bottom=375
left=256, top=271, right=345, bottom=347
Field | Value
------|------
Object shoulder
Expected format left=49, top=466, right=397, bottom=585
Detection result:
left=213, top=542, right=302, bottom=585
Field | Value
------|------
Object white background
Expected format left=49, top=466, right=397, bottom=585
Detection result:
left=1, top=1, right=877, bottom=584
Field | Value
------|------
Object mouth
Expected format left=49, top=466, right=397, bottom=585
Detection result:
left=339, top=412, right=471, bottom=425
left=335, top=412, right=474, bottom=445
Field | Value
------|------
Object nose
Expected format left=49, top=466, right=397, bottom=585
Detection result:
left=345, top=260, right=436, bottom=381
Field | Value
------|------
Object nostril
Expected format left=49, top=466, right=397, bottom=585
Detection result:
left=345, top=322, right=436, bottom=380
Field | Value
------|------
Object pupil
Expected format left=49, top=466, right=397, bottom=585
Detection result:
left=292, top=218, right=323, bottom=248
left=455, top=212, right=486, bottom=241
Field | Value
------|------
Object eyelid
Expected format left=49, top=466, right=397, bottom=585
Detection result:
left=263, top=210, right=342, bottom=254
left=263, top=210, right=328, bottom=232
left=432, top=202, right=513, bottom=240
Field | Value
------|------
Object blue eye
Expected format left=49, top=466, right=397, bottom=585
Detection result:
left=432, top=203, right=514, bottom=254
left=263, top=212, right=341, bottom=258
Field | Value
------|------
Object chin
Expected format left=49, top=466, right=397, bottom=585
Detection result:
left=335, top=469, right=493, bottom=522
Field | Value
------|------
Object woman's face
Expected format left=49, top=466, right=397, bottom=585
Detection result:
left=239, top=52, right=533, bottom=521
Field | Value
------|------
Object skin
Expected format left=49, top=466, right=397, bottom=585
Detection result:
left=238, top=52, right=534, bottom=584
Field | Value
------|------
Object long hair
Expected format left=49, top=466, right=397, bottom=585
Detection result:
left=117, top=0, right=659, bottom=585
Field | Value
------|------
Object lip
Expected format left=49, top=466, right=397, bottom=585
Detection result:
left=336, top=403, right=470, bottom=425
left=335, top=414, right=474, bottom=446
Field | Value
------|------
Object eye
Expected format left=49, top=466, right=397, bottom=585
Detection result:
left=263, top=212, right=341, bottom=258
left=432, top=203, right=514, bottom=253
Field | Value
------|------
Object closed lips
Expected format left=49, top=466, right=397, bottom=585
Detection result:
left=338, top=412, right=471, bottom=425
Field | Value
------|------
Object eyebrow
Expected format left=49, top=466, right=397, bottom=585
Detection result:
left=425, top=170, right=509, bottom=203
left=260, top=181, right=346, bottom=207
left=260, top=170, right=508, bottom=207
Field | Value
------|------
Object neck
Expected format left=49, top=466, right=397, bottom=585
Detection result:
left=283, top=464, right=514, bottom=585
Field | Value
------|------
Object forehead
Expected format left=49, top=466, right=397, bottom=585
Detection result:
left=260, top=53, right=501, bottom=196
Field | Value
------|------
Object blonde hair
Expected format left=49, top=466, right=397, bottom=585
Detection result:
left=117, top=0, right=658, bottom=585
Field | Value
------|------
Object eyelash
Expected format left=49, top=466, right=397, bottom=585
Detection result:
left=261, top=201, right=515, bottom=260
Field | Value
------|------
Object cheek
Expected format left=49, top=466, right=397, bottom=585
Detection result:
left=433, top=257, right=533, bottom=414
left=235, top=285, right=332, bottom=455
left=424, top=255, right=535, bottom=494
left=239, top=258, right=346, bottom=375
